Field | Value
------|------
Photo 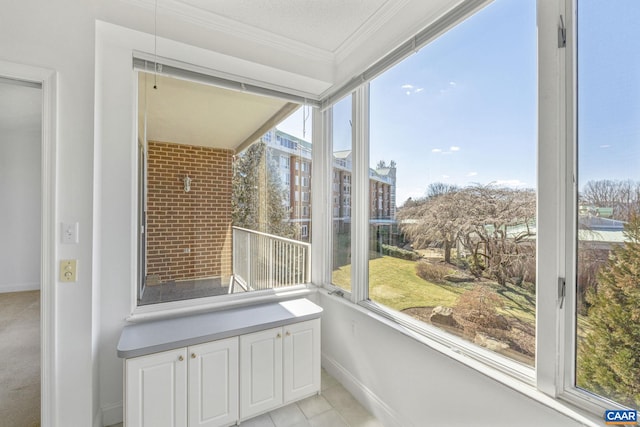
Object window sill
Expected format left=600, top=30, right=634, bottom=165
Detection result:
left=127, top=285, right=313, bottom=323
left=317, top=288, right=603, bottom=427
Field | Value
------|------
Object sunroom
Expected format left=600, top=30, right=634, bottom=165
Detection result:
left=93, top=0, right=639, bottom=426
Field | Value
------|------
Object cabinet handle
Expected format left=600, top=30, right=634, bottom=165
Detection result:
left=191, top=353, right=196, bottom=359
left=286, top=331, right=291, bottom=337
left=276, top=333, right=282, bottom=339
left=178, top=355, right=184, bottom=362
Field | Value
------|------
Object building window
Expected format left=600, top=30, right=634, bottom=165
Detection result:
left=301, top=225, right=308, bottom=238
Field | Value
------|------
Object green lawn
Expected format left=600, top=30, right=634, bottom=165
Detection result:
left=332, top=255, right=536, bottom=326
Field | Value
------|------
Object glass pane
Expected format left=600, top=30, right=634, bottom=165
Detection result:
left=137, top=71, right=311, bottom=305
left=368, top=0, right=537, bottom=365
left=576, top=1, right=640, bottom=409
left=332, top=95, right=353, bottom=291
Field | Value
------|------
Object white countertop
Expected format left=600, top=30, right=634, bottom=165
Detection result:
left=117, top=298, right=322, bottom=358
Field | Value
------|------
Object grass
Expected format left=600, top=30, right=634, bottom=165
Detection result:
left=332, top=255, right=536, bottom=327
left=333, top=256, right=467, bottom=310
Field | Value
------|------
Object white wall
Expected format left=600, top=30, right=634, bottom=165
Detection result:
left=0, top=1, right=96, bottom=425
left=319, top=293, right=588, bottom=427
left=0, top=120, right=41, bottom=293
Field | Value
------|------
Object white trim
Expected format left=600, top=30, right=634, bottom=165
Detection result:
left=350, top=86, right=369, bottom=304
left=122, top=0, right=334, bottom=63
left=100, top=401, right=123, bottom=427
left=0, top=282, right=41, bottom=293
left=0, top=59, right=57, bottom=427
left=321, top=354, right=406, bottom=427
left=128, top=286, right=313, bottom=322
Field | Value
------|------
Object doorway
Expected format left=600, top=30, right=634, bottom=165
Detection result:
left=0, top=76, right=42, bottom=427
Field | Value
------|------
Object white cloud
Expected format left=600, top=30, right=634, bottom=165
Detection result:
left=401, top=84, right=424, bottom=95
left=450, top=146, right=460, bottom=152
left=442, top=175, right=450, bottom=179
left=467, top=172, right=478, bottom=177
left=599, top=144, right=611, bottom=148
left=494, top=179, right=527, bottom=188
left=432, top=148, right=442, bottom=153
left=449, top=81, right=457, bottom=87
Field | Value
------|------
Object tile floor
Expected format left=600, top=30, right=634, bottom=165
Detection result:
left=108, top=368, right=382, bottom=427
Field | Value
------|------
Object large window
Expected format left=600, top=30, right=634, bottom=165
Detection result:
left=575, top=0, right=640, bottom=409
left=136, top=70, right=312, bottom=306
left=367, top=0, right=537, bottom=366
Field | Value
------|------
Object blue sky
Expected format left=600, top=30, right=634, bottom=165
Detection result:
left=281, top=0, right=640, bottom=206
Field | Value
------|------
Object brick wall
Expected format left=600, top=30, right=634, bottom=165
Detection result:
left=146, top=141, right=233, bottom=283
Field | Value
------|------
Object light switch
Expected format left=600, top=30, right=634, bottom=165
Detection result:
left=59, top=259, right=77, bottom=282
left=61, top=222, right=79, bottom=244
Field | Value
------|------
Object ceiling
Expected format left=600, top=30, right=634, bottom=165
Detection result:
left=127, top=0, right=471, bottom=150
left=178, top=0, right=390, bottom=53
left=138, top=72, right=298, bottom=150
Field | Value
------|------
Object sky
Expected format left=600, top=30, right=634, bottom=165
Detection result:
left=280, top=0, right=640, bottom=206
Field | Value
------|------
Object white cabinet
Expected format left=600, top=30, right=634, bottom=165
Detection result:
left=188, top=338, right=239, bottom=427
left=120, top=301, right=322, bottom=427
left=125, top=347, right=188, bottom=427
left=283, top=319, right=321, bottom=403
left=125, top=337, right=238, bottom=427
left=240, top=319, right=320, bottom=420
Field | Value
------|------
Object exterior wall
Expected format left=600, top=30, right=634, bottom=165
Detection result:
left=146, top=141, right=233, bottom=283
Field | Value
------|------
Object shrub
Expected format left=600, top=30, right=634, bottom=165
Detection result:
left=454, top=285, right=508, bottom=335
left=415, top=261, right=454, bottom=283
left=380, top=243, right=420, bottom=261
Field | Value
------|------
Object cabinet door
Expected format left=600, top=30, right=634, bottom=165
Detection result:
left=188, top=337, right=239, bottom=427
left=126, top=348, right=188, bottom=427
left=283, top=319, right=321, bottom=403
left=239, top=327, right=283, bottom=419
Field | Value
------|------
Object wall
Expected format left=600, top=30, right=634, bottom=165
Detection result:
left=319, top=292, right=590, bottom=427
left=0, top=119, right=41, bottom=293
left=146, top=141, right=232, bottom=282
left=1, top=0, right=97, bottom=425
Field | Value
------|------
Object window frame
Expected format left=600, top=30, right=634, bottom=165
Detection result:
left=315, top=0, right=618, bottom=421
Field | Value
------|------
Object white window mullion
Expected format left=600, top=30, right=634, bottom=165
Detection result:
left=311, top=107, right=332, bottom=286
left=536, top=0, right=570, bottom=398
left=351, top=86, right=370, bottom=303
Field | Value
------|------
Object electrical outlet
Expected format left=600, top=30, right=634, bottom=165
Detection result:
left=59, top=259, right=77, bottom=282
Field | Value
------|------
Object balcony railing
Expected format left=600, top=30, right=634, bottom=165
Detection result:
left=231, top=226, right=311, bottom=293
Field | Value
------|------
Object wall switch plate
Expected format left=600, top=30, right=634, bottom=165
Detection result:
left=61, top=222, right=79, bottom=244
left=59, top=259, right=77, bottom=282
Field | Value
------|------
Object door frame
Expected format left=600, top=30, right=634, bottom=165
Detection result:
left=0, top=59, right=57, bottom=427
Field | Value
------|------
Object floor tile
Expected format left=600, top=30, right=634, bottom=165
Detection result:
left=321, top=383, right=359, bottom=411
left=320, top=369, right=339, bottom=391
left=296, top=394, right=332, bottom=419
left=241, top=413, right=276, bottom=427
left=269, top=402, right=307, bottom=427
left=308, top=408, right=349, bottom=427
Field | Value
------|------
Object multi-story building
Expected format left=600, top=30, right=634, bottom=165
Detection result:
left=262, top=129, right=397, bottom=241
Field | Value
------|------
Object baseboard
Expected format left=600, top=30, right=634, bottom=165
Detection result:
left=0, top=282, right=40, bottom=293
left=101, top=401, right=123, bottom=427
left=321, top=353, right=407, bottom=427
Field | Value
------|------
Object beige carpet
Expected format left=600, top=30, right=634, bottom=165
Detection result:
left=0, top=290, right=40, bottom=427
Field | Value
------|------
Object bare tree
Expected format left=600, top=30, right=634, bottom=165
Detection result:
left=426, top=182, right=459, bottom=199
left=581, top=179, right=640, bottom=221
left=399, top=184, right=536, bottom=285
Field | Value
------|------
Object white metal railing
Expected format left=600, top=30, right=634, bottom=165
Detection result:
left=231, top=226, right=311, bottom=292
